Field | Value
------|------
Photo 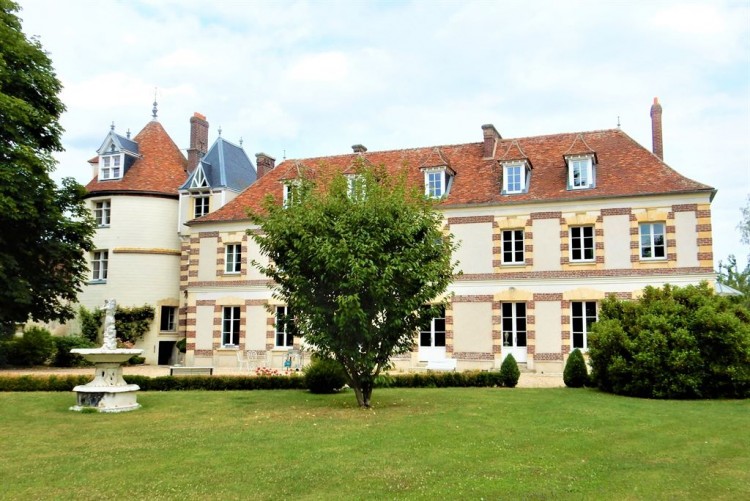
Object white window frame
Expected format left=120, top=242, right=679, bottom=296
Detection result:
left=567, top=156, right=594, bottom=190
left=569, top=226, right=595, bottom=262
left=501, top=302, right=527, bottom=348
left=571, top=301, right=597, bottom=351
left=346, top=174, right=365, bottom=199
left=422, top=167, right=453, bottom=199
left=222, top=306, right=240, bottom=346
left=639, top=222, right=666, bottom=260
left=282, top=180, right=302, bottom=207
left=502, top=229, right=525, bottom=264
left=100, top=153, right=123, bottom=180
left=193, top=194, right=209, bottom=219
left=225, top=244, right=242, bottom=274
left=94, top=200, right=111, bottom=227
left=275, top=306, right=294, bottom=348
left=191, top=167, right=209, bottom=189
left=92, top=250, right=108, bottom=282
left=160, top=306, right=176, bottom=332
left=502, top=162, right=530, bottom=194
left=419, top=306, right=446, bottom=348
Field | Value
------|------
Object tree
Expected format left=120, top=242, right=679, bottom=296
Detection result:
left=739, top=195, right=750, bottom=248
left=250, top=162, right=456, bottom=407
left=0, top=1, right=95, bottom=335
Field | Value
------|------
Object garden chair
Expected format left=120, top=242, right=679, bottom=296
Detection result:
left=236, top=350, right=250, bottom=371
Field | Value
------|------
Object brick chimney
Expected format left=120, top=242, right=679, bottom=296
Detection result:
left=481, top=124, right=501, bottom=159
left=352, top=144, right=367, bottom=154
left=187, top=112, right=209, bottom=173
left=650, top=97, right=663, bottom=160
left=255, top=152, right=276, bottom=179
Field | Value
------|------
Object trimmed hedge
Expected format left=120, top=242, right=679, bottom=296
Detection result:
left=0, top=370, right=517, bottom=392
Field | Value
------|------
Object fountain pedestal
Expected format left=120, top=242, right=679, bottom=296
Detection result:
left=70, top=349, right=143, bottom=413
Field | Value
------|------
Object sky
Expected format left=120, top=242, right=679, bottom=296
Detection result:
left=15, top=0, right=750, bottom=269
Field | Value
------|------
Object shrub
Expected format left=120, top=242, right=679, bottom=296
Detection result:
left=589, top=283, right=750, bottom=399
left=499, top=354, right=520, bottom=388
left=176, top=338, right=187, bottom=353
left=304, top=358, right=347, bottom=393
left=4, top=327, right=56, bottom=367
left=51, top=336, right=95, bottom=367
left=79, top=306, right=103, bottom=344
left=563, top=349, right=589, bottom=388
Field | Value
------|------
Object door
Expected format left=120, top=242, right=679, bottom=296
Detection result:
left=158, top=341, right=176, bottom=365
left=501, top=302, right=527, bottom=363
left=419, top=307, right=446, bottom=362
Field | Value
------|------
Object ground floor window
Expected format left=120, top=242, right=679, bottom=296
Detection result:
left=222, top=306, right=240, bottom=346
left=275, top=306, right=294, bottom=347
left=160, top=306, right=176, bottom=332
left=92, top=250, right=108, bottom=281
left=420, top=306, right=446, bottom=348
left=501, top=302, right=527, bottom=348
left=571, top=301, right=597, bottom=350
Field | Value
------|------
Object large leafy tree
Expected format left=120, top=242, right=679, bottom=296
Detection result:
left=250, top=162, right=456, bottom=407
left=0, top=1, right=95, bottom=336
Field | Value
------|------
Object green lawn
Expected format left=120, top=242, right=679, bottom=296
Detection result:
left=0, top=388, right=747, bottom=500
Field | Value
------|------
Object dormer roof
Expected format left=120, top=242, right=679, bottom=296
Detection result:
left=180, top=137, right=257, bottom=192
left=499, top=140, right=533, bottom=168
left=563, top=133, right=598, bottom=164
left=97, top=130, right=139, bottom=157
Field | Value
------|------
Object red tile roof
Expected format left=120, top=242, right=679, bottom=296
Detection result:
left=85, top=120, right=188, bottom=197
left=193, top=128, right=714, bottom=224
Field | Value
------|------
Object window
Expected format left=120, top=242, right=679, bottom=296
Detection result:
left=94, top=200, right=111, bottom=227
left=190, top=167, right=209, bottom=189
left=194, top=195, right=209, bottom=218
left=501, top=303, right=527, bottom=348
left=282, top=181, right=301, bottom=207
left=346, top=174, right=365, bottom=199
left=222, top=306, right=240, bottom=346
left=422, top=168, right=453, bottom=198
left=225, top=244, right=242, bottom=274
left=420, top=306, right=446, bottom=348
left=640, top=222, right=666, bottom=259
left=275, top=306, right=294, bottom=347
left=92, top=250, right=108, bottom=281
left=502, top=229, right=525, bottom=264
left=570, top=226, right=594, bottom=262
left=160, top=306, right=176, bottom=332
left=571, top=301, right=597, bottom=350
left=567, top=156, right=595, bottom=190
left=502, top=162, right=530, bottom=194
left=100, top=154, right=122, bottom=180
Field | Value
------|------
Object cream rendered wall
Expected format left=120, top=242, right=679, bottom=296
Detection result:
left=532, top=219, right=561, bottom=271
left=534, top=301, right=562, bottom=354
left=675, top=211, right=700, bottom=267
left=603, top=214, right=631, bottom=269
left=246, top=305, right=268, bottom=350
left=195, top=305, right=214, bottom=350
left=452, top=302, right=493, bottom=353
left=198, top=237, right=218, bottom=281
left=247, top=239, right=268, bottom=280
left=452, top=222, right=493, bottom=274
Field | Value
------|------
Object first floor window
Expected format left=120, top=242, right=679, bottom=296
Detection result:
left=501, top=303, right=527, bottom=348
left=222, top=306, right=240, bottom=346
left=571, top=301, right=597, bottom=350
left=94, top=200, right=111, bottom=226
left=225, top=244, right=242, bottom=274
left=640, top=222, right=666, bottom=259
left=92, top=250, right=108, bottom=281
left=570, top=226, right=594, bottom=261
left=160, top=306, right=176, bottom=332
left=420, top=306, right=446, bottom=347
left=502, top=229, right=524, bottom=264
left=194, top=195, right=209, bottom=218
left=275, top=306, right=294, bottom=347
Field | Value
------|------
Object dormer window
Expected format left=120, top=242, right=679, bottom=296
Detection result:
left=422, top=167, right=453, bottom=198
left=566, top=155, right=595, bottom=190
left=190, top=167, right=209, bottom=189
left=346, top=174, right=365, bottom=199
left=501, top=161, right=531, bottom=194
left=282, top=180, right=302, bottom=207
left=100, top=154, right=122, bottom=180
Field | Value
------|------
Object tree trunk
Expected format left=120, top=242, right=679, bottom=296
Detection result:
left=351, top=380, right=373, bottom=408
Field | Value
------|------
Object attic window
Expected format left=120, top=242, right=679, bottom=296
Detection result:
left=100, top=154, right=122, bottom=180
left=501, top=161, right=531, bottom=194
left=566, top=155, right=595, bottom=190
left=422, top=167, right=453, bottom=198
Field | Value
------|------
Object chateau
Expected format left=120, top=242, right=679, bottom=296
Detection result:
left=78, top=99, right=716, bottom=372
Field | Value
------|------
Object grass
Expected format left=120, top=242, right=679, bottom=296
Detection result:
left=0, top=388, right=747, bottom=500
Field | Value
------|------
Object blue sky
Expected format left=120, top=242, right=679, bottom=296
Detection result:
left=17, top=0, right=750, bottom=268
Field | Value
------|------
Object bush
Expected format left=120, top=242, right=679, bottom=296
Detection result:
left=4, top=327, right=56, bottom=367
left=589, top=283, right=750, bottom=399
left=304, top=358, right=347, bottom=393
left=563, top=349, right=589, bottom=388
left=499, top=354, right=520, bottom=388
left=51, top=336, right=95, bottom=367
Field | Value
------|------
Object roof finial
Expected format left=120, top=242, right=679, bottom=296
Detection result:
left=283, top=149, right=287, bottom=160
left=617, top=115, right=621, bottom=129
left=126, top=128, right=131, bottom=139
left=239, top=137, right=243, bottom=147
left=110, top=121, right=115, bottom=131
left=152, top=87, right=158, bottom=120
left=218, top=126, right=222, bottom=137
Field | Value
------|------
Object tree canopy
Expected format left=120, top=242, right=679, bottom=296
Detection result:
left=249, top=162, right=457, bottom=407
left=0, top=1, right=95, bottom=335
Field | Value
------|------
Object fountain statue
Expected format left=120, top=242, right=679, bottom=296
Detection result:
left=70, top=299, right=144, bottom=412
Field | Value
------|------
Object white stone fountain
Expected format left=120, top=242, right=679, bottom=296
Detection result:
left=70, top=299, right=144, bottom=412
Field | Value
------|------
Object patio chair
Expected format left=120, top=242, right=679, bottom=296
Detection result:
left=236, top=350, right=250, bottom=371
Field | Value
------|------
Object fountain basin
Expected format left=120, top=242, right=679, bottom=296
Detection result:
left=70, top=348, right=144, bottom=413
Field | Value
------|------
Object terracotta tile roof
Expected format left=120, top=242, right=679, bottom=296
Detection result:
left=193, top=128, right=714, bottom=224
left=85, top=120, right=188, bottom=197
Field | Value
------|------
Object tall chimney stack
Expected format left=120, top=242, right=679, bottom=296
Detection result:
left=255, top=152, right=276, bottom=179
left=187, top=112, right=209, bottom=173
left=650, top=97, right=663, bottom=160
left=481, top=124, right=501, bottom=159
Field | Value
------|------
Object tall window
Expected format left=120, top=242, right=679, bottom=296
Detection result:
left=571, top=301, right=597, bottom=350
left=92, top=250, right=108, bottom=281
left=501, top=303, right=527, bottom=348
left=568, top=157, right=594, bottom=189
left=94, top=200, right=111, bottom=227
left=505, top=165, right=522, bottom=193
left=640, top=222, right=666, bottom=259
left=194, top=195, right=209, bottom=218
left=222, top=306, right=240, bottom=346
left=502, top=229, right=524, bottom=264
left=570, top=226, right=594, bottom=261
left=275, top=306, right=294, bottom=347
left=160, top=306, right=176, bottom=332
left=426, top=172, right=444, bottom=198
left=100, top=154, right=122, bottom=180
left=225, top=244, right=242, bottom=274
left=420, top=306, right=446, bottom=348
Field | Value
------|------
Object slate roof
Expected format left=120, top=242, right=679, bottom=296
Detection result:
left=192, top=127, right=714, bottom=224
left=180, top=137, right=257, bottom=192
left=85, top=121, right=188, bottom=197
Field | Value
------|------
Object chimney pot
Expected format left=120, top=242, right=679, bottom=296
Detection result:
left=650, top=97, right=664, bottom=160
left=352, top=144, right=367, bottom=154
left=187, top=113, right=209, bottom=173
left=255, top=152, right=276, bottom=179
